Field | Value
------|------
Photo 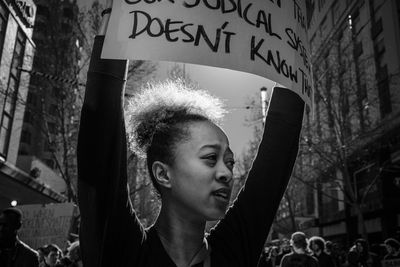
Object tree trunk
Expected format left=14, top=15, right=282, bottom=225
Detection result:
left=285, top=192, right=297, bottom=232
left=354, top=203, right=368, bottom=240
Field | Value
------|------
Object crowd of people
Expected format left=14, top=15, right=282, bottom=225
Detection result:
left=0, top=208, right=82, bottom=267
left=258, top=231, right=400, bottom=267
left=36, top=242, right=82, bottom=267
left=1, top=204, right=400, bottom=267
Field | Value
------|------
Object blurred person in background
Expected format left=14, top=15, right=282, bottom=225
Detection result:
left=40, top=244, right=62, bottom=267
left=277, top=238, right=292, bottom=265
left=259, top=246, right=280, bottom=267
left=66, top=241, right=82, bottom=267
left=325, top=241, right=333, bottom=256
left=383, top=238, right=400, bottom=260
left=37, top=247, right=45, bottom=265
left=0, top=208, right=39, bottom=267
left=347, top=239, right=380, bottom=267
left=280, top=232, right=319, bottom=267
left=309, top=236, right=335, bottom=267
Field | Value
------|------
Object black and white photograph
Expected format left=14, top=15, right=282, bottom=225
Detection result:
left=0, top=0, right=399, bottom=266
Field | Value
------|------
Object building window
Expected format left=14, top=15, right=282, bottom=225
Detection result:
left=61, top=23, right=72, bottom=34
left=374, top=36, right=385, bottom=67
left=36, top=5, right=50, bottom=19
left=47, top=122, right=56, bottom=134
left=0, top=115, right=11, bottom=155
left=0, top=29, right=26, bottom=157
left=398, top=1, right=400, bottom=37
left=23, top=110, right=32, bottom=123
left=34, top=21, right=47, bottom=35
left=52, top=87, right=60, bottom=97
left=45, top=158, right=55, bottom=169
left=20, top=130, right=31, bottom=144
left=63, top=8, right=73, bottom=19
left=18, top=148, right=28, bottom=155
left=48, top=104, right=58, bottom=116
left=44, top=141, right=55, bottom=152
left=377, top=75, right=392, bottom=117
left=371, top=18, right=383, bottom=40
left=0, top=1, right=8, bottom=60
left=27, top=91, right=37, bottom=107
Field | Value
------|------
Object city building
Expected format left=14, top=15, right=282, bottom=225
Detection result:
left=17, top=0, right=82, bottom=201
left=302, top=0, right=400, bottom=245
left=0, top=0, right=65, bottom=209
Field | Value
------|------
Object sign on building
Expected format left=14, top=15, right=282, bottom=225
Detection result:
left=102, top=0, right=313, bottom=108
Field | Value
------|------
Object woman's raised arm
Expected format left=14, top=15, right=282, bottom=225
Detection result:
left=208, top=87, right=305, bottom=266
left=77, top=3, right=146, bottom=266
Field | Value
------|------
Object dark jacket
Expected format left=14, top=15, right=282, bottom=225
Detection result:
left=348, top=250, right=381, bottom=267
left=280, top=252, right=319, bottom=267
left=78, top=36, right=304, bottom=267
left=0, top=238, right=39, bottom=267
left=312, top=251, right=335, bottom=267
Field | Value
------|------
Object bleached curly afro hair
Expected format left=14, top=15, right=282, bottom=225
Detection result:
left=125, top=79, right=226, bottom=159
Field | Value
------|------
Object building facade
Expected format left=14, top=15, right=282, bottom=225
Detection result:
left=0, top=0, right=65, bottom=209
left=304, top=0, right=400, bottom=245
left=17, top=0, right=82, bottom=201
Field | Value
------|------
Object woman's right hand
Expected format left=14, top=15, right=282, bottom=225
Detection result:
left=98, top=0, right=113, bottom=35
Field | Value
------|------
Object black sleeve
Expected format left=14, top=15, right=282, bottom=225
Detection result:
left=77, top=36, right=145, bottom=267
left=208, top=87, right=304, bottom=266
left=280, top=254, right=289, bottom=267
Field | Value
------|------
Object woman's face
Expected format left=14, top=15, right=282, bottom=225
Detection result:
left=166, top=121, right=234, bottom=221
left=311, top=242, right=320, bottom=252
left=385, top=245, right=394, bottom=254
left=44, top=250, right=60, bottom=266
left=356, top=242, right=364, bottom=253
left=271, top=248, right=278, bottom=257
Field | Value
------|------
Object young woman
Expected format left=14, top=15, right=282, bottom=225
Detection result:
left=40, top=244, right=61, bottom=267
left=77, top=1, right=305, bottom=266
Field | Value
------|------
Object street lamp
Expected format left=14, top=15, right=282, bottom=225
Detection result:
left=260, top=87, right=268, bottom=123
left=11, top=200, right=17, bottom=207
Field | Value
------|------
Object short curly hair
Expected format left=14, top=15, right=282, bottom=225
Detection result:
left=309, top=236, right=326, bottom=251
left=126, top=80, right=226, bottom=192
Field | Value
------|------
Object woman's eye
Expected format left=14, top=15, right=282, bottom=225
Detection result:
left=207, top=155, right=217, bottom=161
left=203, top=154, right=217, bottom=165
left=226, top=159, right=235, bottom=170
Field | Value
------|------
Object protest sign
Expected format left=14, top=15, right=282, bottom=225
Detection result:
left=382, top=259, right=400, bottom=267
left=17, top=203, right=76, bottom=250
left=102, top=0, right=313, bottom=109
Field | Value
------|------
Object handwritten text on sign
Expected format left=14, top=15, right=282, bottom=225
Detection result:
left=18, top=203, right=76, bottom=250
left=103, top=0, right=312, bottom=108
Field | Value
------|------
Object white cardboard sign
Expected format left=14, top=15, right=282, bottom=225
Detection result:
left=18, top=203, right=76, bottom=250
left=103, top=0, right=313, bottom=108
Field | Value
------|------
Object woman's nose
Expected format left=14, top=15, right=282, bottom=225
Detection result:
left=216, top=163, right=233, bottom=184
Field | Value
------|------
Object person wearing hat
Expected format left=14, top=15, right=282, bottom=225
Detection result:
left=0, top=208, right=39, bottom=267
left=280, top=232, right=319, bottom=267
left=383, top=238, right=400, bottom=260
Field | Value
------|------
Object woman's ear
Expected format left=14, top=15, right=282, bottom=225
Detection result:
left=152, top=161, right=172, bottom=189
